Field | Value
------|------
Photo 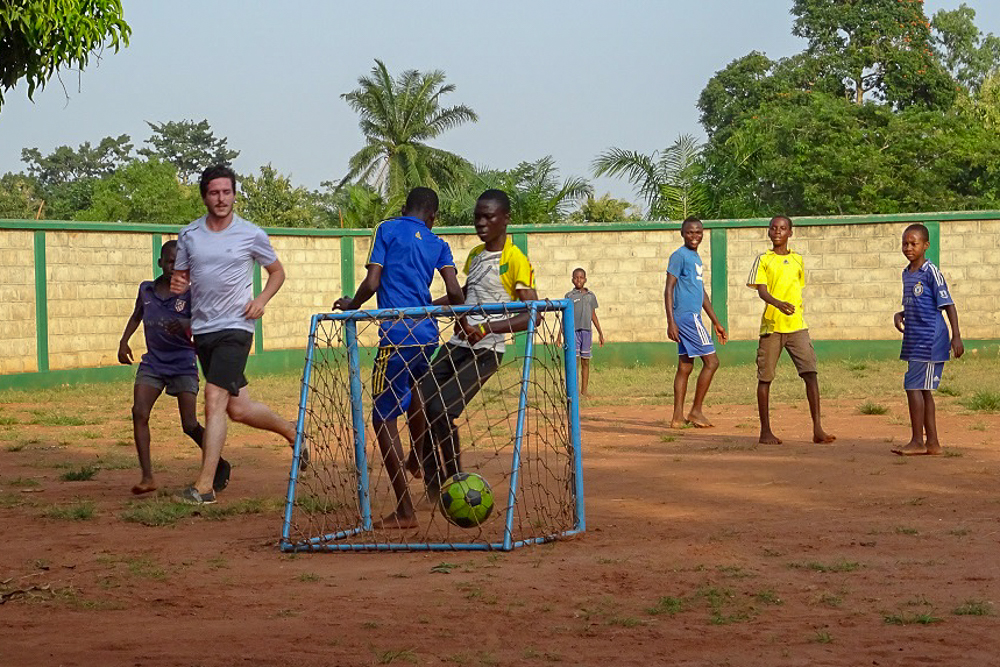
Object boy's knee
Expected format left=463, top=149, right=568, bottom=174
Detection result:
left=226, top=401, right=249, bottom=423
left=181, top=421, right=201, bottom=437
left=131, top=405, right=152, bottom=423
left=703, top=355, right=720, bottom=371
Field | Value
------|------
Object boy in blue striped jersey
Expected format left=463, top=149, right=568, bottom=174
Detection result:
left=892, top=224, right=963, bottom=456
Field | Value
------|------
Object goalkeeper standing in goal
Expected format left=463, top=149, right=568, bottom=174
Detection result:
left=334, top=187, right=465, bottom=529
left=418, top=189, right=538, bottom=500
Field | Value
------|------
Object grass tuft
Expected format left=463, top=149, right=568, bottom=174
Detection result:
left=858, top=400, right=889, bottom=415
left=60, top=465, right=99, bottom=482
left=962, top=391, right=1000, bottom=413
left=953, top=600, right=993, bottom=616
left=884, top=610, right=942, bottom=625
left=937, top=385, right=961, bottom=397
left=42, top=500, right=96, bottom=521
left=646, top=595, right=685, bottom=616
left=789, top=560, right=862, bottom=573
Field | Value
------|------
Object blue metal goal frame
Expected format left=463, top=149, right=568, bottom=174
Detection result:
left=279, top=299, right=585, bottom=552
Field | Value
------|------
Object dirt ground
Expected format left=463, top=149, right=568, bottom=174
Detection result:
left=1, top=392, right=999, bottom=667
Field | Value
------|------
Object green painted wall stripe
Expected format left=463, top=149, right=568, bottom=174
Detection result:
left=511, top=232, right=528, bottom=255
left=3, top=210, right=998, bottom=236
left=925, top=220, right=940, bottom=266
left=33, top=231, right=48, bottom=372
left=252, top=263, right=264, bottom=354
left=709, top=228, right=728, bottom=333
left=151, top=234, right=162, bottom=278
left=340, top=236, right=356, bottom=296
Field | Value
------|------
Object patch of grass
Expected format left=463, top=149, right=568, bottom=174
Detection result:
left=59, top=465, right=99, bottom=482
left=202, top=497, right=283, bottom=520
left=0, top=414, right=19, bottom=426
left=646, top=595, right=685, bottom=616
left=814, top=592, right=844, bottom=608
left=297, top=572, right=321, bottom=582
left=948, top=527, right=970, bottom=537
left=120, top=497, right=196, bottom=526
left=812, top=630, right=833, bottom=644
left=8, top=476, right=41, bottom=487
left=79, top=430, right=102, bottom=440
left=94, top=454, right=135, bottom=470
left=696, top=586, right=756, bottom=625
left=659, top=435, right=676, bottom=443
left=28, top=409, right=95, bottom=426
left=114, top=439, right=132, bottom=447
left=789, top=560, right=862, bottom=573
left=953, top=600, right=993, bottom=616
left=884, top=610, right=942, bottom=625
left=0, top=492, right=34, bottom=509
left=943, top=449, right=963, bottom=458
left=374, top=648, right=418, bottom=665
left=42, top=500, right=96, bottom=521
left=937, top=385, right=961, bottom=397
left=844, top=360, right=868, bottom=372
left=894, top=526, right=919, bottom=535
left=754, top=590, right=783, bottom=606
left=969, top=422, right=988, bottom=432
left=295, top=495, right=344, bottom=514
left=5, top=442, right=27, bottom=452
left=123, top=556, right=168, bottom=580
left=962, top=390, right=1000, bottom=412
left=858, top=400, right=889, bottom=415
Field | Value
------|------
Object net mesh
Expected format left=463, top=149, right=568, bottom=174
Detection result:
left=282, top=301, right=581, bottom=551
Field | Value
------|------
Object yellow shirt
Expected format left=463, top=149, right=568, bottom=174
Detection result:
left=746, top=250, right=807, bottom=335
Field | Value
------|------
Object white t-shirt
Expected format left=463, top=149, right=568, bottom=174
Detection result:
left=450, top=248, right=528, bottom=353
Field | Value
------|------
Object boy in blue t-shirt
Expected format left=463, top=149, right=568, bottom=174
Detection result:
left=892, top=224, right=963, bottom=456
left=334, top=187, right=464, bottom=529
left=118, top=241, right=230, bottom=495
left=665, top=217, right=727, bottom=428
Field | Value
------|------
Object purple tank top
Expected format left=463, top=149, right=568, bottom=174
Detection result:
left=137, top=281, right=198, bottom=377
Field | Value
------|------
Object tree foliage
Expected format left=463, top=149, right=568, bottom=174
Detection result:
left=138, top=120, right=240, bottom=183
left=73, top=159, right=203, bottom=224
left=237, top=164, right=316, bottom=228
left=567, top=194, right=643, bottom=223
left=22, top=134, right=133, bottom=187
left=0, top=172, right=44, bottom=219
left=340, top=59, right=477, bottom=199
left=931, top=3, right=1000, bottom=93
left=0, top=0, right=130, bottom=110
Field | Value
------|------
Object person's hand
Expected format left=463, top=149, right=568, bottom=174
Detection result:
left=117, top=341, right=133, bottom=365
left=170, top=273, right=188, bottom=295
left=893, top=311, right=905, bottom=334
left=714, top=323, right=728, bottom=345
left=776, top=301, right=796, bottom=316
left=667, top=321, right=679, bottom=343
left=952, top=337, right=964, bottom=359
left=461, top=320, right=488, bottom=345
left=598, top=332, right=605, bottom=347
left=333, top=296, right=353, bottom=311
left=244, top=296, right=266, bottom=320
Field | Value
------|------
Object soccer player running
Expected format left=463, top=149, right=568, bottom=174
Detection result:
left=665, top=217, right=727, bottom=428
left=418, top=189, right=538, bottom=500
left=747, top=215, right=835, bottom=445
left=892, top=224, right=963, bottom=456
left=118, top=241, right=229, bottom=495
left=333, top=187, right=464, bottom=529
left=171, top=165, right=301, bottom=505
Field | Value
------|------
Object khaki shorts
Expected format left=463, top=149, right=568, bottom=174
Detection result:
left=756, top=330, right=818, bottom=382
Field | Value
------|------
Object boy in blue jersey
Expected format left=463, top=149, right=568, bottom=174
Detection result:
left=892, top=224, right=963, bottom=456
left=118, top=241, right=230, bottom=495
left=665, top=217, right=727, bottom=428
left=334, top=187, right=465, bottom=528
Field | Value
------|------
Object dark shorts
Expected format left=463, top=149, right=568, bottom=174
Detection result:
left=756, top=330, right=818, bottom=382
left=574, top=330, right=593, bottom=359
left=193, top=329, right=253, bottom=396
left=420, top=343, right=502, bottom=420
left=135, top=366, right=199, bottom=397
left=371, top=344, right=435, bottom=422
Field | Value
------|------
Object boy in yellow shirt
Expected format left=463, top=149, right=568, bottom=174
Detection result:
left=747, top=216, right=835, bottom=445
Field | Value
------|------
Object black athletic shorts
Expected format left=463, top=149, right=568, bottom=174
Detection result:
left=420, top=343, right=502, bottom=420
left=193, top=329, right=253, bottom=396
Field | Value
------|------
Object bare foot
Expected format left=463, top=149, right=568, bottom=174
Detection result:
left=686, top=410, right=714, bottom=428
left=891, top=441, right=927, bottom=456
left=131, top=479, right=157, bottom=495
left=669, top=418, right=687, bottom=429
left=371, top=512, right=419, bottom=530
left=813, top=431, right=836, bottom=444
left=924, top=441, right=942, bottom=455
left=759, top=431, right=782, bottom=445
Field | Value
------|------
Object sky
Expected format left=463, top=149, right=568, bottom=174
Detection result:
left=1, top=0, right=998, bottom=205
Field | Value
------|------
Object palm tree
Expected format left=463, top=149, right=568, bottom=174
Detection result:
left=340, top=60, right=478, bottom=199
left=592, top=134, right=711, bottom=220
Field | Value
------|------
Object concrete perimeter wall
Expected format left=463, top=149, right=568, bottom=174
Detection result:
left=1, top=212, right=997, bottom=385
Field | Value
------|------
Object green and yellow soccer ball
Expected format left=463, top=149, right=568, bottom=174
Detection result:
left=440, top=472, right=494, bottom=528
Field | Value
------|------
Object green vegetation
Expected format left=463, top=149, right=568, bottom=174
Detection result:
left=42, top=500, right=96, bottom=521
left=59, top=465, right=99, bottom=482
left=884, top=610, right=943, bottom=625
left=962, top=391, right=1000, bottom=412
left=789, top=560, right=862, bottom=573
left=646, top=596, right=685, bottom=616
left=858, top=401, right=890, bottom=415
left=28, top=410, right=93, bottom=426
left=953, top=600, right=993, bottom=616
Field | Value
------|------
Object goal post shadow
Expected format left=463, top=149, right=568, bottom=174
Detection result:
left=280, top=300, right=585, bottom=552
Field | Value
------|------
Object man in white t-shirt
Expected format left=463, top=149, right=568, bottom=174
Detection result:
left=417, top=189, right=538, bottom=498
left=171, top=165, right=301, bottom=504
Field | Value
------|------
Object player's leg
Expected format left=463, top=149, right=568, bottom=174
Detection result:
left=756, top=334, right=781, bottom=444
left=131, top=373, right=164, bottom=494
left=576, top=330, right=593, bottom=396
left=402, top=344, right=434, bottom=480
left=787, top=331, right=834, bottom=443
left=688, top=352, right=720, bottom=428
left=895, top=389, right=927, bottom=455
left=922, top=390, right=941, bottom=455
left=172, top=382, right=231, bottom=492
left=671, top=354, right=694, bottom=428
left=371, top=347, right=421, bottom=527
left=373, top=419, right=418, bottom=528
left=895, top=362, right=942, bottom=455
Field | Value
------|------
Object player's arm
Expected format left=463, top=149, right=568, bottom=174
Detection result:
left=170, top=269, right=190, bottom=295
left=754, top=284, right=795, bottom=315
left=664, top=274, right=679, bottom=342
left=118, top=292, right=144, bottom=365
left=440, top=266, right=465, bottom=306
left=943, top=304, right=963, bottom=358
left=893, top=311, right=905, bottom=334
left=463, top=287, right=540, bottom=343
left=702, top=289, right=727, bottom=344
left=591, top=310, right=605, bottom=346
left=245, top=259, right=285, bottom=320
left=334, top=264, right=382, bottom=311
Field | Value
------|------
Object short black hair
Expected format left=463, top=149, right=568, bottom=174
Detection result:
left=771, top=215, right=792, bottom=228
left=160, top=240, right=178, bottom=257
left=477, top=189, right=511, bottom=214
left=404, top=187, right=439, bottom=215
left=681, top=216, right=702, bottom=230
left=903, top=223, right=929, bottom=242
left=572, top=267, right=586, bottom=277
left=199, top=165, right=237, bottom=197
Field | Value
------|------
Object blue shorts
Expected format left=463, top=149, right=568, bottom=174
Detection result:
left=372, top=344, right=435, bottom=422
left=904, top=361, right=945, bottom=391
left=675, top=312, right=715, bottom=358
left=574, top=330, right=593, bottom=359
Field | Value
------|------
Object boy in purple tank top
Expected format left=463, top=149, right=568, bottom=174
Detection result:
left=118, top=241, right=230, bottom=495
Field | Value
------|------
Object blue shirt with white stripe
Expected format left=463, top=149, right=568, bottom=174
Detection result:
left=900, top=260, right=955, bottom=362
left=666, top=246, right=705, bottom=315
left=367, top=216, right=455, bottom=346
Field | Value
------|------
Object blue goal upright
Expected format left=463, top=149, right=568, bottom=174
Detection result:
left=280, top=300, right=585, bottom=552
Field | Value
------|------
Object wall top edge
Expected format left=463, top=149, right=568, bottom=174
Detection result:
left=1, top=210, right=998, bottom=237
